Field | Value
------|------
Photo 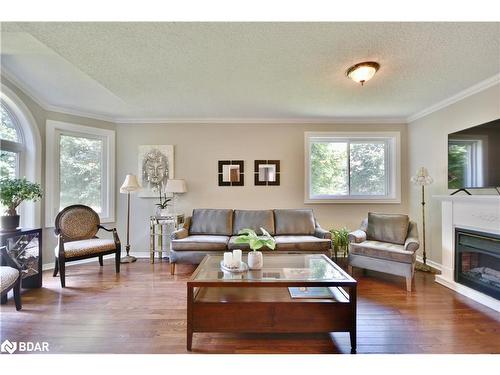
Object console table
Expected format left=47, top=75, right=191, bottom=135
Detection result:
left=0, top=228, right=42, bottom=288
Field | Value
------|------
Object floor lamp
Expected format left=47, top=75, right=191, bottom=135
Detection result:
left=120, top=174, right=142, bottom=263
left=410, top=167, right=433, bottom=272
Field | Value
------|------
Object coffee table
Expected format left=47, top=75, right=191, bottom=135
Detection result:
left=186, top=253, right=357, bottom=353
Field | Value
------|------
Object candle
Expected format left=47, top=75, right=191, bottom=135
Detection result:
left=232, top=249, right=242, bottom=266
left=223, top=252, right=233, bottom=268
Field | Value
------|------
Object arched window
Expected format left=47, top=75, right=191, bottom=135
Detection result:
left=1, top=84, right=42, bottom=228
left=1, top=102, right=24, bottom=179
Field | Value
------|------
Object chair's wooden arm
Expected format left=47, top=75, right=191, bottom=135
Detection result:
left=98, top=225, right=121, bottom=247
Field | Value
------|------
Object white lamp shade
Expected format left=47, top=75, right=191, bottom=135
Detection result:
left=165, top=179, right=187, bottom=193
left=120, top=174, right=142, bottom=193
left=410, top=167, right=433, bottom=186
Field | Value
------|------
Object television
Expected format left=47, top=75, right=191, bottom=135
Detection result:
left=448, top=119, right=500, bottom=190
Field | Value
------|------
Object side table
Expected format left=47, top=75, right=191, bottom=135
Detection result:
left=0, top=228, right=43, bottom=288
left=150, top=214, right=184, bottom=263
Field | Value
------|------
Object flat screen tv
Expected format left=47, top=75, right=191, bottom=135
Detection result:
left=448, top=119, right=500, bottom=190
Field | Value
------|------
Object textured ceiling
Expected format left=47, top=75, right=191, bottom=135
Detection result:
left=1, top=22, right=499, bottom=121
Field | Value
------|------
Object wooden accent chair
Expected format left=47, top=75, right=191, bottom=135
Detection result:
left=0, top=246, right=22, bottom=310
left=53, top=204, right=121, bottom=287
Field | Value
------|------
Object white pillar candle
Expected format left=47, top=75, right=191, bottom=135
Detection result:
left=232, top=249, right=242, bottom=265
left=223, top=252, right=233, bottom=267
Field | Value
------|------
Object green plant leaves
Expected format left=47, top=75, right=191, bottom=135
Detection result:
left=0, top=177, right=42, bottom=215
left=234, top=227, right=276, bottom=251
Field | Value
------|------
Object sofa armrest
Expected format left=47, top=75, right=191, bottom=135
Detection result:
left=171, top=216, right=191, bottom=240
left=348, top=229, right=366, bottom=243
left=405, top=221, right=420, bottom=252
left=314, top=227, right=331, bottom=239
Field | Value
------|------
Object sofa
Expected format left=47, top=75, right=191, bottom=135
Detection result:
left=170, top=208, right=331, bottom=274
left=348, top=212, right=420, bottom=292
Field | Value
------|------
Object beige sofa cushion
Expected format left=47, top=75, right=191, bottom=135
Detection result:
left=233, top=210, right=275, bottom=235
left=190, top=209, right=233, bottom=236
left=56, top=238, right=116, bottom=258
left=1, top=266, right=19, bottom=292
left=350, top=240, right=415, bottom=264
left=367, top=212, right=409, bottom=245
left=274, top=209, right=316, bottom=235
left=274, top=235, right=331, bottom=252
left=171, top=235, right=229, bottom=251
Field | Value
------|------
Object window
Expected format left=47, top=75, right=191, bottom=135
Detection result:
left=0, top=103, right=23, bottom=179
left=46, top=120, right=115, bottom=225
left=305, top=132, right=401, bottom=203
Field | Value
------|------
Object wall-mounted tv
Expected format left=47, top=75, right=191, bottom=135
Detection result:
left=448, top=119, right=500, bottom=190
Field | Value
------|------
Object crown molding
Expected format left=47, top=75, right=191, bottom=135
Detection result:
left=407, top=73, right=500, bottom=123
left=113, top=117, right=407, bottom=125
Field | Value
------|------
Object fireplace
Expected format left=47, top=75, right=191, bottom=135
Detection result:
left=455, top=228, right=500, bottom=300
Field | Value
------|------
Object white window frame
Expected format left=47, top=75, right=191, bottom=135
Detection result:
left=45, top=120, right=115, bottom=226
left=304, top=131, right=401, bottom=204
left=448, top=135, right=487, bottom=189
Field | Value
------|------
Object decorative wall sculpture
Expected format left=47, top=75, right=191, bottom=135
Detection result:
left=218, top=160, right=244, bottom=186
left=254, top=160, right=280, bottom=186
left=138, top=145, right=174, bottom=197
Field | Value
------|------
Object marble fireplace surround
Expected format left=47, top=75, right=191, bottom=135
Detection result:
left=434, top=195, right=500, bottom=312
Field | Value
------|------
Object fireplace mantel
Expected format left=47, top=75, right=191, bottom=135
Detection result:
left=433, top=195, right=500, bottom=311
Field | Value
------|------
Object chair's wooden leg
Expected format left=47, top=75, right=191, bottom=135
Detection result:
left=347, top=265, right=353, bottom=275
left=59, top=259, right=66, bottom=288
left=13, top=277, right=22, bottom=311
left=170, top=263, right=176, bottom=275
left=406, top=276, right=412, bottom=292
left=53, top=258, right=59, bottom=277
left=99, top=255, right=103, bottom=267
left=115, top=251, right=120, bottom=273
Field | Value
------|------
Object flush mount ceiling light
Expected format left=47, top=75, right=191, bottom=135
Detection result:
left=346, top=61, right=380, bottom=86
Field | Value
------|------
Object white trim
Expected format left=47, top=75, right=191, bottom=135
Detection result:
left=114, top=117, right=407, bottom=125
left=407, top=73, right=500, bottom=123
left=0, top=83, right=43, bottom=228
left=45, top=120, right=115, bottom=227
left=304, top=131, right=401, bottom=204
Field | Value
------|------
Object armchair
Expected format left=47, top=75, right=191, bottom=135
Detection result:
left=0, top=246, right=22, bottom=310
left=53, top=204, right=121, bottom=287
left=348, top=213, right=420, bottom=292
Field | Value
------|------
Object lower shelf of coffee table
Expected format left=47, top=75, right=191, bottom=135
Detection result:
left=191, top=286, right=353, bottom=334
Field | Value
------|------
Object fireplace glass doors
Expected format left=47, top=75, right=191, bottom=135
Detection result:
left=455, top=228, right=500, bottom=300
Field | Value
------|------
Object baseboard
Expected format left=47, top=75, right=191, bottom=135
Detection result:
left=416, top=255, right=442, bottom=273
left=41, top=251, right=159, bottom=271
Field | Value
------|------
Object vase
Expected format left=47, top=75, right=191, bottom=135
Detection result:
left=248, top=251, right=263, bottom=270
left=156, top=207, right=170, bottom=217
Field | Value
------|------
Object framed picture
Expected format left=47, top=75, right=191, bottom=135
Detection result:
left=138, top=145, right=174, bottom=197
left=254, top=160, right=280, bottom=186
left=218, top=160, right=244, bottom=186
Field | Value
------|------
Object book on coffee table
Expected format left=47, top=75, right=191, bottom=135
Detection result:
left=288, top=287, right=334, bottom=299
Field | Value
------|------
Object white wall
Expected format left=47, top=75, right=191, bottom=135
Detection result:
left=408, top=83, right=500, bottom=265
left=116, top=122, right=409, bottom=256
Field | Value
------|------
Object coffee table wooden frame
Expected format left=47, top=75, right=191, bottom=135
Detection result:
left=186, top=254, right=357, bottom=353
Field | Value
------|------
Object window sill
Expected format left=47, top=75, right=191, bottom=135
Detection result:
left=305, top=197, right=401, bottom=204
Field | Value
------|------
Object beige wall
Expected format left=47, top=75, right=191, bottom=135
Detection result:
left=408, top=83, right=500, bottom=265
left=116, top=123, right=409, bottom=255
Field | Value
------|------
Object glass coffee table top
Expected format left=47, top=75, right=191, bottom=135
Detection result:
left=191, top=253, right=354, bottom=284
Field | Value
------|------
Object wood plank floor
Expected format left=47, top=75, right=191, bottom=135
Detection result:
left=1, top=259, right=499, bottom=354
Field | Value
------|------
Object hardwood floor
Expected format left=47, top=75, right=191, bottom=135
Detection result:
left=1, top=258, right=499, bottom=354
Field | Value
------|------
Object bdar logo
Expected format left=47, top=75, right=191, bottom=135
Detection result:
left=1, top=339, right=17, bottom=354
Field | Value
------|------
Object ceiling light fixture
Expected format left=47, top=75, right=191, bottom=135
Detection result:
left=346, top=61, right=380, bottom=86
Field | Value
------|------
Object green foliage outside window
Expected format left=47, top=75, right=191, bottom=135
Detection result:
left=59, top=134, right=103, bottom=212
left=448, top=144, right=468, bottom=189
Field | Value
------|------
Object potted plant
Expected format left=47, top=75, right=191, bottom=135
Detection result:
left=234, top=227, right=276, bottom=270
left=0, top=177, right=42, bottom=232
left=155, top=190, right=172, bottom=216
left=330, top=227, right=350, bottom=258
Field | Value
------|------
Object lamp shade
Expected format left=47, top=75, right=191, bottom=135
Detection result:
left=410, top=167, right=433, bottom=186
left=120, top=174, right=142, bottom=193
left=165, top=179, right=187, bottom=193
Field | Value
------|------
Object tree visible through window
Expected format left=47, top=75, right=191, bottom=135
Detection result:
left=306, top=133, right=398, bottom=201
left=59, top=134, right=103, bottom=213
